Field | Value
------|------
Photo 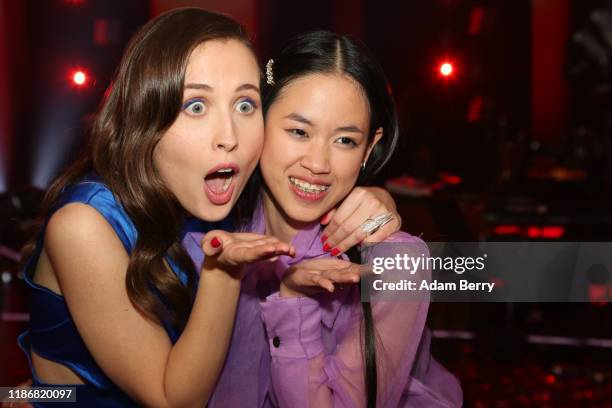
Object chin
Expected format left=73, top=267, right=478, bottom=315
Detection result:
left=190, top=194, right=235, bottom=221
left=195, top=204, right=231, bottom=222
left=284, top=203, right=325, bottom=224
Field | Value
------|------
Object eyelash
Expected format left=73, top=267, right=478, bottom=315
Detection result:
left=182, top=98, right=206, bottom=116
left=288, top=129, right=307, bottom=138
left=182, top=97, right=259, bottom=117
left=336, top=137, right=358, bottom=147
left=235, top=98, right=258, bottom=114
left=287, top=130, right=358, bottom=148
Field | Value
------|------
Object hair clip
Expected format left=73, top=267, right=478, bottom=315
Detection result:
left=266, top=59, right=275, bottom=85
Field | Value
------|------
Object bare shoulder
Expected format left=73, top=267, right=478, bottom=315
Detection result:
left=46, top=202, right=112, bottom=240
left=44, top=202, right=129, bottom=282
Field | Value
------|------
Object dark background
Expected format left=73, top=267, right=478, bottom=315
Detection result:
left=1, top=1, right=611, bottom=406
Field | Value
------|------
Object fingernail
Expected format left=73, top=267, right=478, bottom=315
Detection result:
left=323, top=243, right=331, bottom=252
left=320, top=215, right=328, bottom=223
left=331, top=248, right=340, bottom=256
left=211, top=237, right=221, bottom=248
left=321, top=234, right=328, bottom=243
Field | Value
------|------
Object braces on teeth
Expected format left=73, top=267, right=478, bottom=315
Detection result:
left=290, top=176, right=329, bottom=193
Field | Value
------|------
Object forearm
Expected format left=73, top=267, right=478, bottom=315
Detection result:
left=164, top=269, right=241, bottom=407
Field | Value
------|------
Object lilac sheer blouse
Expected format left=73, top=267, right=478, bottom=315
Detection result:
left=182, top=203, right=463, bottom=407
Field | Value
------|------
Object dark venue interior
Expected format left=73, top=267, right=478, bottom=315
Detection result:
left=1, top=0, right=611, bottom=406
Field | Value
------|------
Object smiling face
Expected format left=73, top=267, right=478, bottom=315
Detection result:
left=154, top=39, right=263, bottom=221
left=260, top=73, right=382, bottom=224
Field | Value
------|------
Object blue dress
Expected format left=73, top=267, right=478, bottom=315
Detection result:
left=17, top=175, right=229, bottom=407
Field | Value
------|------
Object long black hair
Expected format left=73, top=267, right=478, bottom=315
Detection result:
left=238, top=30, right=400, bottom=406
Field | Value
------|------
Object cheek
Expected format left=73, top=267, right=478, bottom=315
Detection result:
left=157, top=137, right=191, bottom=170
left=153, top=138, right=174, bottom=180
left=262, top=130, right=282, bottom=156
left=259, top=148, right=275, bottom=181
left=260, top=131, right=287, bottom=173
left=154, top=128, right=204, bottom=186
left=332, top=154, right=363, bottom=192
left=237, top=118, right=265, bottom=162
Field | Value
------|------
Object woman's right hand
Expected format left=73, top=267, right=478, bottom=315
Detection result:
left=200, top=230, right=296, bottom=279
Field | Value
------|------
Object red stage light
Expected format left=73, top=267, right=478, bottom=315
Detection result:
left=440, top=172, right=462, bottom=185
left=527, top=226, right=540, bottom=238
left=541, top=226, right=565, bottom=239
left=526, top=225, right=565, bottom=239
left=494, top=225, right=521, bottom=236
left=440, top=62, right=454, bottom=77
left=73, top=71, right=86, bottom=85
left=70, top=70, right=88, bottom=87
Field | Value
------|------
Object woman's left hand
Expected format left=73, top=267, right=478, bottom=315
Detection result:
left=279, top=258, right=362, bottom=298
left=320, top=186, right=401, bottom=255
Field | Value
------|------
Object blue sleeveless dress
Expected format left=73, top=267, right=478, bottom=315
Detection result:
left=17, top=175, right=223, bottom=407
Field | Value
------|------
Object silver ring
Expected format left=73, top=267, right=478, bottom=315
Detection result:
left=360, top=213, right=394, bottom=236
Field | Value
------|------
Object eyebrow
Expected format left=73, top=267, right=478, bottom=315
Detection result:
left=284, top=112, right=364, bottom=134
left=184, top=83, right=260, bottom=93
left=283, top=112, right=313, bottom=126
left=336, top=125, right=364, bottom=134
left=185, top=83, right=213, bottom=91
left=236, top=83, right=260, bottom=93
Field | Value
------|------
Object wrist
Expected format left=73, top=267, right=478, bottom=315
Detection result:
left=199, top=270, right=242, bottom=296
left=279, top=281, right=306, bottom=298
left=201, top=258, right=243, bottom=283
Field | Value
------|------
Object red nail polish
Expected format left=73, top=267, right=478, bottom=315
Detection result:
left=331, top=248, right=340, bottom=256
left=323, top=243, right=331, bottom=252
left=211, top=237, right=221, bottom=248
left=321, top=234, right=328, bottom=243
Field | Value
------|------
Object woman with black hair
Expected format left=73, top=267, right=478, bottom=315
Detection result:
left=15, top=9, right=403, bottom=407
left=223, top=30, right=464, bottom=407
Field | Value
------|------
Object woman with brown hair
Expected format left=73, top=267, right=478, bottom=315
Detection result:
left=16, top=7, right=401, bottom=407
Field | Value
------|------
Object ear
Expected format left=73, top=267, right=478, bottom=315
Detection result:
left=363, top=127, right=384, bottom=164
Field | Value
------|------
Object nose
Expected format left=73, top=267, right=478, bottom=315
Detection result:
left=212, top=112, right=239, bottom=152
left=300, top=138, right=331, bottom=174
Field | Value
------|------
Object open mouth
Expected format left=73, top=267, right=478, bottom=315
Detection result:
left=205, top=168, right=234, bottom=194
left=204, top=164, right=239, bottom=205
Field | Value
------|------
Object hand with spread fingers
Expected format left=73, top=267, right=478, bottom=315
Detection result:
left=201, top=230, right=296, bottom=279
left=320, top=186, right=401, bottom=256
left=279, top=258, right=362, bottom=298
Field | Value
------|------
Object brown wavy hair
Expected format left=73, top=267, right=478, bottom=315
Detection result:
left=22, top=8, right=255, bottom=330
